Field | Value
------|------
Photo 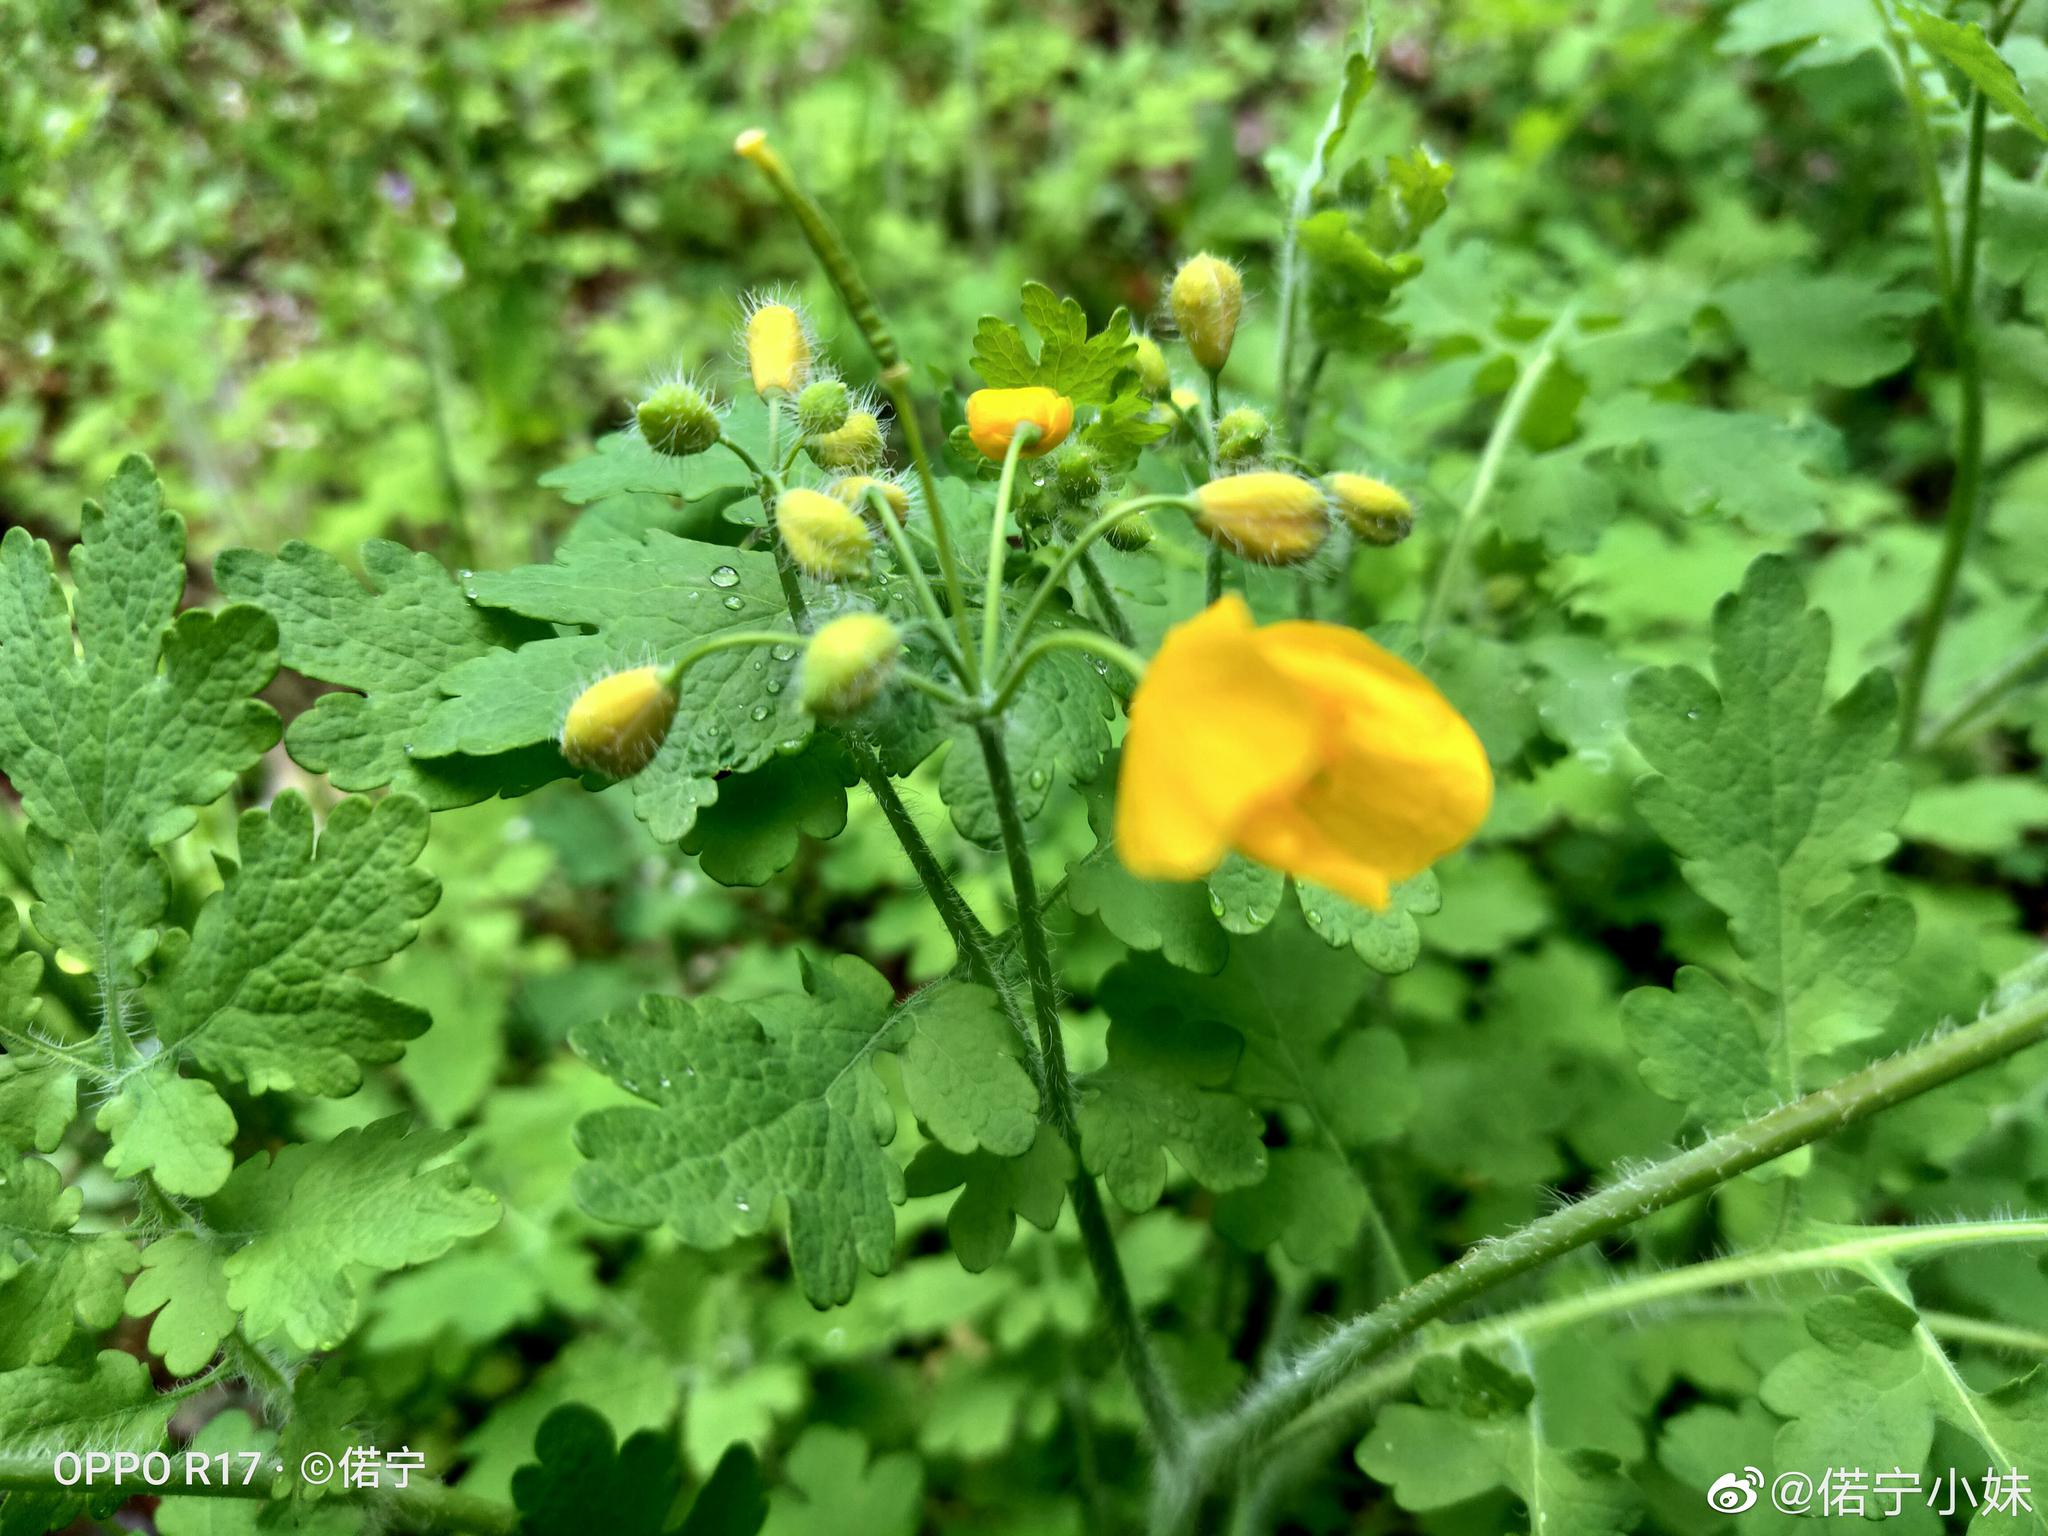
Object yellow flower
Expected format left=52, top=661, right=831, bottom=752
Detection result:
left=746, top=303, right=811, bottom=396
left=561, top=666, right=680, bottom=779
left=965, top=386, right=1074, bottom=460
left=1193, top=472, right=1330, bottom=565
left=1115, top=596, right=1490, bottom=910
left=776, top=487, right=873, bottom=579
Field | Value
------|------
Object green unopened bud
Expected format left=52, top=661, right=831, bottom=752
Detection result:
left=800, top=612, right=900, bottom=716
left=1049, top=444, right=1106, bottom=504
left=1102, top=511, right=1156, bottom=552
left=1325, top=473, right=1415, bottom=547
left=809, top=409, right=884, bottom=471
left=636, top=382, right=721, bottom=457
left=1169, top=253, right=1243, bottom=374
left=1132, top=334, right=1171, bottom=398
left=1215, top=407, right=1270, bottom=466
left=796, top=378, right=851, bottom=436
left=777, top=487, right=873, bottom=579
left=560, top=666, right=679, bottom=779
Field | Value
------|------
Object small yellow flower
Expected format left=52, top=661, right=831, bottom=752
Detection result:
left=777, top=487, right=873, bottom=579
left=1116, top=596, right=1490, bottom=910
left=561, top=666, right=680, bottom=779
left=830, top=475, right=911, bottom=519
left=1169, top=253, right=1243, bottom=373
left=1193, top=472, right=1330, bottom=565
left=746, top=303, right=811, bottom=396
left=965, top=386, right=1074, bottom=460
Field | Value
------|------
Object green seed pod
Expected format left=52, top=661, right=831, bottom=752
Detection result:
left=1102, top=511, right=1156, bottom=552
left=777, top=487, right=873, bottom=579
left=796, top=378, right=851, bottom=437
left=809, top=409, right=884, bottom=471
left=800, top=612, right=901, bottom=716
left=1325, top=472, right=1415, bottom=547
left=1132, top=333, right=1171, bottom=398
left=636, top=381, right=721, bottom=457
left=1215, top=406, right=1271, bottom=466
left=560, top=666, right=679, bottom=778
left=1169, top=253, right=1243, bottom=374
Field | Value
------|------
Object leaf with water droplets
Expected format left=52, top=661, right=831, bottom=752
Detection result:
left=571, top=954, right=909, bottom=1306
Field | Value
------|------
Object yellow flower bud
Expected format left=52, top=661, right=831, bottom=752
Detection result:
left=1169, top=253, right=1243, bottom=374
left=800, top=612, right=900, bottom=717
left=746, top=303, right=811, bottom=397
left=1132, top=334, right=1171, bottom=398
left=965, top=386, right=1073, bottom=461
left=560, top=666, right=679, bottom=779
left=830, top=475, right=911, bottom=520
left=1326, top=473, right=1415, bottom=547
left=808, top=409, right=885, bottom=471
left=1193, top=472, right=1330, bottom=565
left=776, top=487, right=873, bottom=579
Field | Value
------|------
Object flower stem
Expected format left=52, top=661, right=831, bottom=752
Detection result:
left=983, top=424, right=1036, bottom=683
left=991, top=631, right=1148, bottom=715
left=1899, top=78, right=1993, bottom=742
left=972, top=717, right=1186, bottom=1461
left=1002, top=494, right=1190, bottom=670
left=1204, top=371, right=1226, bottom=605
left=1922, top=626, right=2048, bottom=747
left=1420, top=305, right=1573, bottom=642
left=863, top=487, right=970, bottom=682
left=1075, top=548, right=1137, bottom=649
left=1156, top=971, right=2048, bottom=1531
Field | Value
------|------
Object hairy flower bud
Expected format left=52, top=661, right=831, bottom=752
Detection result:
left=800, top=612, right=900, bottom=717
left=1326, top=473, right=1415, bottom=547
left=746, top=303, right=811, bottom=396
left=1132, top=334, right=1171, bottom=398
left=1193, top=472, right=1330, bottom=565
left=1215, top=406, right=1271, bottom=466
left=1102, top=511, right=1156, bottom=552
left=777, top=487, right=873, bottom=579
left=560, top=667, right=679, bottom=779
left=808, top=409, right=885, bottom=471
left=1169, top=253, right=1243, bottom=374
left=796, top=378, right=851, bottom=436
left=965, top=386, right=1073, bottom=460
left=1049, top=443, right=1106, bottom=503
left=636, top=381, right=722, bottom=457
left=830, top=474, right=911, bottom=520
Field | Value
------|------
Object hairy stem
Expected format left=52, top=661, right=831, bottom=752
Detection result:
left=1075, top=548, right=1137, bottom=649
left=1155, top=974, right=2048, bottom=1531
left=973, top=718, right=1185, bottom=1459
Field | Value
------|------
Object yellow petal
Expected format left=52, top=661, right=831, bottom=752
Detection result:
left=1235, top=622, right=1492, bottom=908
left=1115, top=597, right=1324, bottom=881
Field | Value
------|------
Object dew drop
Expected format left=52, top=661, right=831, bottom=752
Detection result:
left=750, top=704, right=770, bottom=721
left=658, top=1074, right=671, bottom=1089
left=1027, top=769, right=1047, bottom=789
left=456, top=569, right=473, bottom=581
left=765, top=679, right=783, bottom=695
left=771, top=643, right=798, bottom=662
left=1304, top=909, right=1323, bottom=929
left=1208, top=893, right=1226, bottom=917
left=723, top=594, right=745, bottom=611
left=709, top=564, right=741, bottom=589
left=735, top=1197, right=751, bottom=1213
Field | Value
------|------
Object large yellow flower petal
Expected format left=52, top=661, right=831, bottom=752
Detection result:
left=1235, top=622, right=1492, bottom=909
left=1115, top=597, right=1324, bottom=881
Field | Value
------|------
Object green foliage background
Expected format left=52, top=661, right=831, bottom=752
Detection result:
left=4, top=1, right=2048, bottom=1533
